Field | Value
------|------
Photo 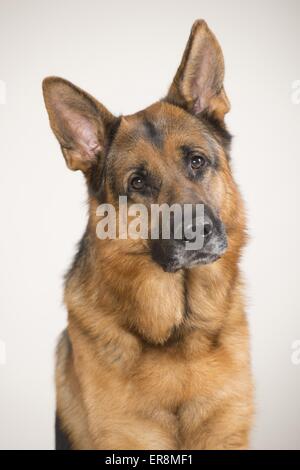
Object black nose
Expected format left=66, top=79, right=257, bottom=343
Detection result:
left=182, top=212, right=214, bottom=244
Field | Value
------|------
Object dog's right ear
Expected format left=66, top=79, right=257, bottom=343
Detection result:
left=42, top=77, right=116, bottom=172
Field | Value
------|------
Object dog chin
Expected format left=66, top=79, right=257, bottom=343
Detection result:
left=161, top=252, right=223, bottom=273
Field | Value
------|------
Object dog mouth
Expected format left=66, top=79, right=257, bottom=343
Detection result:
left=149, top=215, right=228, bottom=273
left=161, top=251, right=224, bottom=273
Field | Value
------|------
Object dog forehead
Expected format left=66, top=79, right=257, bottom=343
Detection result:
left=112, top=102, right=208, bottom=152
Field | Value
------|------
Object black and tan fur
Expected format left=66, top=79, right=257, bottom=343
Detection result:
left=43, top=20, right=253, bottom=450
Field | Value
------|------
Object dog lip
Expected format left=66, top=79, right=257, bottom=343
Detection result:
left=196, top=253, right=221, bottom=264
left=162, top=262, right=182, bottom=273
left=152, top=237, right=228, bottom=273
left=194, top=244, right=227, bottom=262
left=161, top=252, right=222, bottom=273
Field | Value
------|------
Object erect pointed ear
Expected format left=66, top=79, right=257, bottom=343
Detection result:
left=166, top=20, right=230, bottom=122
left=42, top=77, right=116, bottom=172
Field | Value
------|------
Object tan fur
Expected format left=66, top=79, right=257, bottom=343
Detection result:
left=58, top=230, right=253, bottom=449
left=44, top=20, right=254, bottom=450
left=57, top=108, right=253, bottom=448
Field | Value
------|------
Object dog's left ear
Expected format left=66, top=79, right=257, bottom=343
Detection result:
left=166, top=20, right=230, bottom=122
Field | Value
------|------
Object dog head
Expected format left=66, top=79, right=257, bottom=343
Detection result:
left=43, top=20, right=244, bottom=272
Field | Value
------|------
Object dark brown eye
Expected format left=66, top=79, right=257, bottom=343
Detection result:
left=191, top=155, right=206, bottom=170
left=130, top=175, right=145, bottom=191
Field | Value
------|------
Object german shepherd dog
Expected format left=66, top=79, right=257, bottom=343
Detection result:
left=43, top=20, right=253, bottom=450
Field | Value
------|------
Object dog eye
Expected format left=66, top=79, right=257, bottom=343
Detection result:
left=190, top=155, right=206, bottom=170
left=129, top=175, right=145, bottom=191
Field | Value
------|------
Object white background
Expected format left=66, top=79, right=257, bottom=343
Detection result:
left=0, top=0, right=299, bottom=449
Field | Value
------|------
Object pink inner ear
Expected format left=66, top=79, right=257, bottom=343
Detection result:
left=70, top=115, right=101, bottom=158
left=58, top=104, right=102, bottom=159
left=192, top=49, right=217, bottom=114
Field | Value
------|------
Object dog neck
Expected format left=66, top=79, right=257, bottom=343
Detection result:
left=64, top=218, right=242, bottom=348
